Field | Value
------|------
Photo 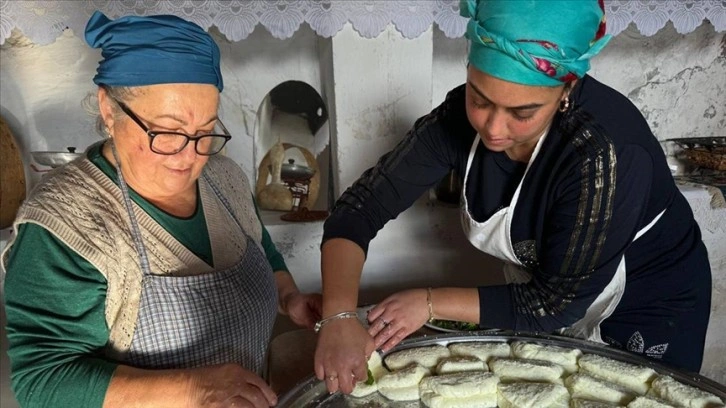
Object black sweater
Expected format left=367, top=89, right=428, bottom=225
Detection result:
left=323, top=76, right=706, bottom=332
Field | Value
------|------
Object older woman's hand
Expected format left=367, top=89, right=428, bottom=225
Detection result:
left=366, top=288, right=430, bottom=352
left=283, top=292, right=323, bottom=329
left=189, top=363, right=278, bottom=408
left=314, top=318, right=374, bottom=394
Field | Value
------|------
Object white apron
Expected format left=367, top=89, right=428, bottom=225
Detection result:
left=460, top=133, right=664, bottom=343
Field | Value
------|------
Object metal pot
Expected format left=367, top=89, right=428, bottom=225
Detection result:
left=280, top=159, right=316, bottom=182
left=31, top=147, right=82, bottom=168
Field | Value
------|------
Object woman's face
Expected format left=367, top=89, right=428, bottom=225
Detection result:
left=464, top=65, right=567, bottom=161
left=99, top=83, right=220, bottom=201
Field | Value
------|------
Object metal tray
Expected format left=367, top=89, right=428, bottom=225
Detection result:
left=277, top=330, right=726, bottom=407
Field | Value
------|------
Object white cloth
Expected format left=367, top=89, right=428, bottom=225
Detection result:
left=1, top=0, right=723, bottom=46
left=460, top=132, right=549, bottom=274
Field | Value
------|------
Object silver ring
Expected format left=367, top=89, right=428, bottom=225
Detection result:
left=328, top=375, right=337, bottom=381
left=382, top=319, right=389, bottom=326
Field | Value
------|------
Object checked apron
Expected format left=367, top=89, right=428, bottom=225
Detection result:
left=111, top=145, right=277, bottom=374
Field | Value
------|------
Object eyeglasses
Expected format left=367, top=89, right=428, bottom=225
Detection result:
left=113, top=99, right=231, bottom=156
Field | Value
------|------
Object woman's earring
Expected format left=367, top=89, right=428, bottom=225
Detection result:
left=558, top=96, right=571, bottom=113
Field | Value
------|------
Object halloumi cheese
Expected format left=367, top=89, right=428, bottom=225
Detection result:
left=565, top=373, right=636, bottom=405
left=578, top=354, right=656, bottom=395
left=436, top=356, right=488, bottom=374
left=419, top=372, right=499, bottom=408
left=571, top=398, right=624, bottom=407
left=350, top=351, right=388, bottom=398
left=378, top=385, right=422, bottom=402
left=419, top=371, right=499, bottom=398
left=511, top=341, right=582, bottom=374
left=448, top=341, right=511, bottom=362
left=489, top=357, right=566, bottom=384
left=497, top=382, right=570, bottom=408
left=384, top=345, right=451, bottom=371
left=421, top=392, right=498, bottom=408
left=627, top=395, right=677, bottom=408
left=377, top=363, right=430, bottom=401
left=647, top=375, right=724, bottom=408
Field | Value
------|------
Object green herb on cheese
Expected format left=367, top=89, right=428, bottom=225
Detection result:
left=365, top=367, right=374, bottom=385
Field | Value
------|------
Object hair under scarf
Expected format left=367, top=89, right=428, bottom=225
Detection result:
left=461, top=0, right=611, bottom=86
left=84, top=11, right=223, bottom=91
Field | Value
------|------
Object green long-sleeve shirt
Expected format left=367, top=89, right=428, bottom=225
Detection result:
left=3, top=143, right=288, bottom=407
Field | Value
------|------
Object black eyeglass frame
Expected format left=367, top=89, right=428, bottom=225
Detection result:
left=113, top=98, right=232, bottom=156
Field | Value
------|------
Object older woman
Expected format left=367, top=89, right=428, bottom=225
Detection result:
left=314, top=0, right=712, bottom=393
left=2, top=11, right=321, bottom=408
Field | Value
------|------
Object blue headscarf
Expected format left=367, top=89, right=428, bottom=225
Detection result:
left=460, top=0, right=611, bottom=86
left=84, top=11, right=223, bottom=91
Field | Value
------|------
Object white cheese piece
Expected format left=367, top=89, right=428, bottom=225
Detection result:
left=377, top=363, right=430, bottom=401
left=511, top=341, right=582, bottom=374
left=647, top=375, right=724, bottom=408
left=571, top=398, right=624, bottom=408
left=489, top=357, right=566, bottom=384
left=578, top=354, right=656, bottom=395
left=349, top=382, right=377, bottom=398
left=566, top=373, right=636, bottom=405
left=421, top=391, right=498, bottom=408
left=419, top=371, right=498, bottom=408
left=497, top=382, right=570, bottom=408
left=436, top=356, right=488, bottom=374
left=350, top=351, right=388, bottom=398
left=384, top=345, right=451, bottom=371
left=448, top=341, right=511, bottom=362
left=627, top=395, right=678, bottom=408
left=378, top=385, right=422, bottom=401
left=419, top=371, right=499, bottom=398
left=367, top=350, right=388, bottom=380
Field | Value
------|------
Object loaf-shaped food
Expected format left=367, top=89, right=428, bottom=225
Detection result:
left=647, top=375, right=724, bottom=408
left=497, top=382, right=570, bottom=408
left=489, top=357, right=566, bottom=384
left=627, top=395, right=677, bottom=408
left=420, top=371, right=499, bottom=408
left=571, top=398, right=624, bottom=408
left=350, top=351, right=388, bottom=398
left=436, top=356, right=488, bottom=375
left=384, top=345, right=451, bottom=371
left=448, top=341, right=511, bottom=362
left=511, top=341, right=582, bottom=374
left=565, top=373, right=636, bottom=405
left=578, top=354, right=656, bottom=395
left=377, top=363, right=430, bottom=401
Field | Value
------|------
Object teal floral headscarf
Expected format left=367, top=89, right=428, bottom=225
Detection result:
left=461, top=0, right=611, bottom=86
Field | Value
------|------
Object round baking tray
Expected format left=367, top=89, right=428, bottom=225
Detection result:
left=277, top=330, right=726, bottom=407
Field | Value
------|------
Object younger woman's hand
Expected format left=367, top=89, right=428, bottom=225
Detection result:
left=366, top=289, right=429, bottom=351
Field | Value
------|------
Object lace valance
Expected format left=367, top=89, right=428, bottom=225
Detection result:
left=1, top=0, right=724, bottom=46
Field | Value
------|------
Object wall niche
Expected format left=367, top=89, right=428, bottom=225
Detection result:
left=253, top=80, right=333, bottom=223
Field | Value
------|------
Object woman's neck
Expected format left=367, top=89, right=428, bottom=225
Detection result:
left=102, top=141, right=198, bottom=218
left=505, top=123, right=552, bottom=163
left=505, top=140, right=538, bottom=163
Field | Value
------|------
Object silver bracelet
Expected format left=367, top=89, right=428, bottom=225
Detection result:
left=314, top=311, right=358, bottom=333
